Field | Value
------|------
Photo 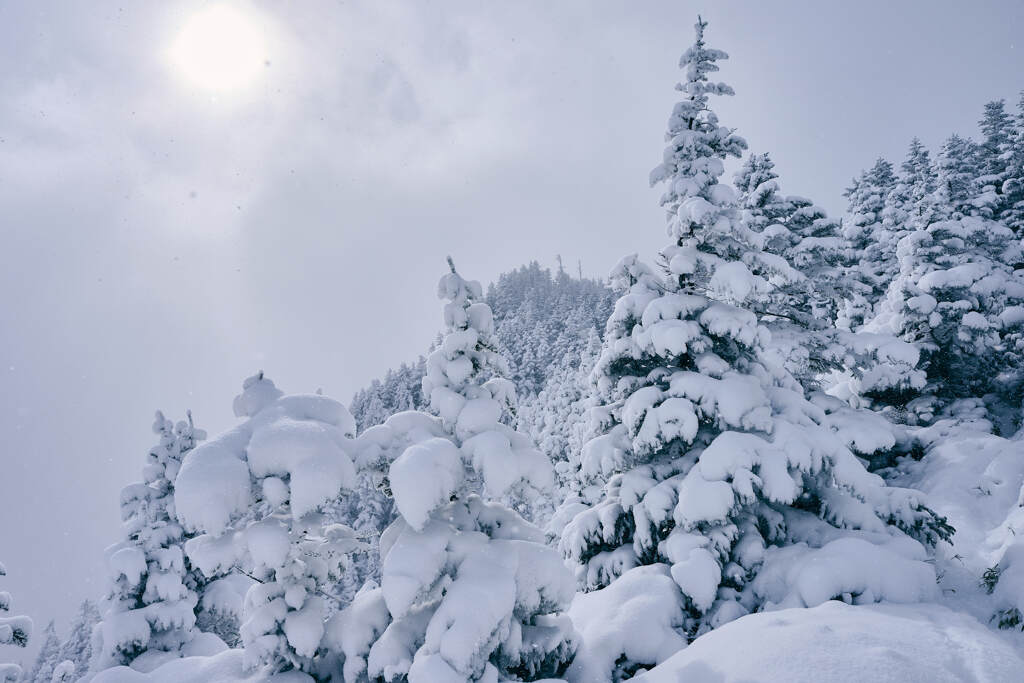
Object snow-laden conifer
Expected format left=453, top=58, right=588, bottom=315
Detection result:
left=884, top=138, right=938, bottom=233
left=649, top=19, right=800, bottom=309
left=1002, top=93, right=1024, bottom=234
left=332, top=259, right=576, bottom=683
left=838, top=158, right=897, bottom=330
left=24, top=620, right=61, bottom=683
left=865, top=212, right=1024, bottom=421
left=978, top=100, right=1014, bottom=208
left=733, top=151, right=856, bottom=388
left=932, top=134, right=983, bottom=220
left=174, top=373, right=364, bottom=676
left=557, top=20, right=953, bottom=678
left=57, top=600, right=100, bottom=680
left=93, top=411, right=206, bottom=668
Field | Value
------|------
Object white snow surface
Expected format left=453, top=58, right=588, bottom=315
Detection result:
left=89, top=649, right=311, bottom=683
left=636, top=601, right=1024, bottom=683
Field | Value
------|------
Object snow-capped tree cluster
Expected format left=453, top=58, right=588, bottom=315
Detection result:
left=842, top=97, right=1024, bottom=425
left=10, top=15, right=1024, bottom=683
left=21, top=601, right=101, bottom=683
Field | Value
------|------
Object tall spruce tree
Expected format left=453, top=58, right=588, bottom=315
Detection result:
left=558, top=21, right=952, bottom=675
left=649, top=19, right=797, bottom=307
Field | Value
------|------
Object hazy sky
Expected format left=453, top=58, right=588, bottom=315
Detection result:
left=1, top=0, right=1021, bottom=665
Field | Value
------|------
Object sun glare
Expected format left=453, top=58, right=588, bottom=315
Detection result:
left=169, top=5, right=267, bottom=92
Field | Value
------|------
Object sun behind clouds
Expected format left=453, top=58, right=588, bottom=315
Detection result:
left=169, top=4, right=268, bottom=92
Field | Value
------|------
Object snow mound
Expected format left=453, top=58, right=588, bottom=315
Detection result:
left=566, top=565, right=686, bottom=683
left=89, top=648, right=311, bottom=683
left=637, top=601, right=1024, bottom=683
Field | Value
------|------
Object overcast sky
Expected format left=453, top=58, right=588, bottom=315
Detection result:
left=1, top=0, right=1021, bottom=665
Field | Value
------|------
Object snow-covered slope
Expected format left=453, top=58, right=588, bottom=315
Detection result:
left=886, top=413, right=1024, bottom=633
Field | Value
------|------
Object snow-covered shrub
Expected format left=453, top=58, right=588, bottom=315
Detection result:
left=50, top=660, right=76, bottom=683
left=331, top=260, right=576, bottom=682
left=565, top=565, right=686, bottom=682
left=0, top=560, right=31, bottom=681
left=93, top=411, right=207, bottom=669
left=557, top=20, right=952, bottom=671
left=980, top=439, right=1024, bottom=630
left=813, top=328, right=928, bottom=423
left=174, top=374, right=364, bottom=676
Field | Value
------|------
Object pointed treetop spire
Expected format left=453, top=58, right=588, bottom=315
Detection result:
left=650, top=16, right=747, bottom=248
left=446, top=255, right=457, bottom=274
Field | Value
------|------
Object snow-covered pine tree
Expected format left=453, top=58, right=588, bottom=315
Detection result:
left=865, top=205, right=1024, bottom=424
left=977, top=99, right=1014, bottom=217
left=174, top=373, right=364, bottom=676
left=0, top=560, right=31, bottom=682
left=1001, top=92, right=1024, bottom=235
left=24, top=621, right=61, bottom=683
left=56, top=599, right=100, bottom=680
left=802, top=140, right=940, bottom=415
left=733, top=152, right=792, bottom=234
left=351, top=381, right=390, bottom=434
left=884, top=138, right=939, bottom=235
left=838, top=158, right=898, bottom=330
left=932, top=134, right=983, bottom=221
left=732, top=150, right=851, bottom=387
left=93, top=410, right=206, bottom=669
left=557, top=19, right=952, bottom=678
left=351, top=263, right=614, bottom=445
left=648, top=19, right=800, bottom=309
left=332, top=259, right=576, bottom=683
